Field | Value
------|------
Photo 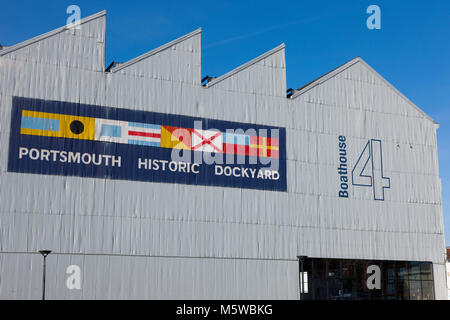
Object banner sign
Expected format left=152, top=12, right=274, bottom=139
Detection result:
left=8, top=97, right=287, bottom=191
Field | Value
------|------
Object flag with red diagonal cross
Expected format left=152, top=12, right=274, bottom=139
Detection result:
left=192, top=129, right=223, bottom=153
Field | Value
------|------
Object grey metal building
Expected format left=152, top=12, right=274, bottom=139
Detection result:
left=0, top=11, right=446, bottom=299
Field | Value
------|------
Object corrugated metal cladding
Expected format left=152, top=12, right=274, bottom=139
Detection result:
left=0, top=11, right=446, bottom=299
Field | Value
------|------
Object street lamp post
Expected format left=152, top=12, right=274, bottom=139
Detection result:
left=297, top=256, right=308, bottom=300
left=39, top=250, right=52, bottom=300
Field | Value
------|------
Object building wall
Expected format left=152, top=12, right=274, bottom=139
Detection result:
left=0, top=12, right=446, bottom=299
left=447, top=261, right=450, bottom=299
left=0, top=253, right=298, bottom=299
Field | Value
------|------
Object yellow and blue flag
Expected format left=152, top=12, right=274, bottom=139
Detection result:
left=20, top=110, right=95, bottom=140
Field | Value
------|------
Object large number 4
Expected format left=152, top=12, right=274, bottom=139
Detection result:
left=352, top=139, right=390, bottom=201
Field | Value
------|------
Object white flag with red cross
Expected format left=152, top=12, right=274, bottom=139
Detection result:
left=192, top=129, right=223, bottom=153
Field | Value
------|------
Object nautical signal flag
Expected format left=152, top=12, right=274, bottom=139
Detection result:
left=94, top=119, right=161, bottom=146
left=19, top=109, right=279, bottom=158
left=160, top=126, right=192, bottom=150
left=21, top=110, right=95, bottom=140
left=94, top=119, right=126, bottom=143
left=223, top=132, right=250, bottom=156
left=192, top=129, right=223, bottom=153
left=126, top=122, right=161, bottom=147
left=249, top=136, right=279, bottom=158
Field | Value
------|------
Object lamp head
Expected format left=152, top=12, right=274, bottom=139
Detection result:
left=39, top=250, right=52, bottom=257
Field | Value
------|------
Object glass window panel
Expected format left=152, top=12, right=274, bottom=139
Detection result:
left=354, top=260, right=369, bottom=281
left=397, top=280, right=410, bottom=300
left=342, top=279, right=359, bottom=300
left=354, top=278, right=370, bottom=300
left=383, top=261, right=396, bottom=280
left=421, top=281, right=434, bottom=300
left=304, top=258, right=434, bottom=300
left=312, top=279, right=328, bottom=300
left=408, top=262, right=421, bottom=281
left=420, top=262, right=433, bottom=281
left=328, top=279, right=342, bottom=300
left=385, top=279, right=396, bottom=296
left=385, top=293, right=397, bottom=300
left=341, top=260, right=354, bottom=279
left=312, top=259, right=326, bottom=279
left=327, top=259, right=340, bottom=279
left=409, top=280, right=422, bottom=300
left=369, top=286, right=383, bottom=300
left=396, top=261, right=408, bottom=282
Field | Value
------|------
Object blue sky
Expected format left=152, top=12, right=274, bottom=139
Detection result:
left=1, top=1, right=449, bottom=244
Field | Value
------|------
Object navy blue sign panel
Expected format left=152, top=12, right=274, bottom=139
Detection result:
left=8, top=97, right=287, bottom=191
